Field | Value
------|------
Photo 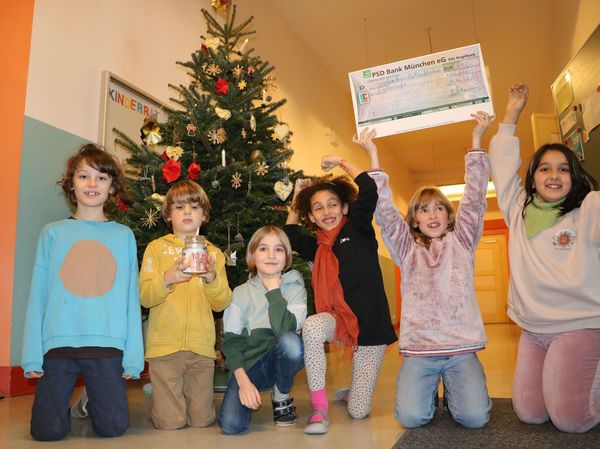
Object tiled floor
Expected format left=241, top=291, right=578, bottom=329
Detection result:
left=0, top=324, right=520, bottom=449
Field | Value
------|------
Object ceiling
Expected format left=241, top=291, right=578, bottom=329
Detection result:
left=268, top=0, right=576, bottom=194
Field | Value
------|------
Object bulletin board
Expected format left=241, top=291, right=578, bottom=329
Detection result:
left=551, top=25, right=600, bottom=180
left=98, top=71, right=169, bottom=163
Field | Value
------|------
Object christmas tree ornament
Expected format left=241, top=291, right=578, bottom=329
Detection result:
left=224, top=223, right=237, bottom=266
left=234, top=213, right=244, bottom=243
left=186, top=123, right=197, bottom=136
left=247, top=66, right=256, bottom=77
left=140, top=117, right=162, bottom=145
left=211, top=0, right=232, bottom=10
left=187, top=162, right=201, bottom=180
left=231, top=172, right=242, bottom=189
left=151, top=193, right=165, bottom=204
left=166, top=145, right=184, bottom=161
left=215, top=107, right=232, bottom=120
left=204, top=36, right=220, bottom=50
left=141, top=208, right=159, bottom=228
left=255, top=161, right=269, bottom=176
left=273, top=123, right=290, bottom=141
left=237, top=38, right=249, bottom=54
left=264, top=74, right=278, bottom=93
left=204, top=63, right=222, bottom=77
left=221, top=149, right=226, bottom=167
left=201, top=43, right=209, bottom=55
left=138, top=166, right=151, bottom=182
left=162, top=159, right=181, bottom=183
left=232, top=64, right=243, bottom=78
left=237, top=79, right=247, bottom=90
left=241, top=128, right=247, bottom=139
left=274, top=179, right=293, bottom=201
left=207, top=128, right=227, bottom=144
left=249, top=149, right=263, bottom=162
left=214, top=77, right=230, bottom=95
left=249, top=114, right=256, bottom=132
left=211, top=179, right=221, bottom=190
left=117, top=198, right=129, bottom=213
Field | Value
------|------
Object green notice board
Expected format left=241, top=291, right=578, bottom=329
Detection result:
left=551, top=25, right=600, bottom=181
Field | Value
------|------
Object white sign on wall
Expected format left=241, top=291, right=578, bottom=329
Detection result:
left=98, top=71, right=169, bottom=162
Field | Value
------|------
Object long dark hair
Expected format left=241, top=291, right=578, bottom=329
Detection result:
left=523, top=143, right=599, bottom=217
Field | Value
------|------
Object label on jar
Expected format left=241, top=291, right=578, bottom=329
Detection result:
left=182, top=246, right=208, bottom=274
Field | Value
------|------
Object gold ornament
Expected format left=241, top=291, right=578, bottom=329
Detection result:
left=241, top=128, right=247, bottom=139
left=215, top=107, right=232, bottom=120
left=250, top=149, right=263, bottom=162
left=231, top=172, right=242, bottom=189
left=166, top=145, right=184, bottom=161
left=237, top=79, right=247, bottom=90
left=255, top=161, right=269, bottom=176
left=249, top=114, right=256, bottom=132
left=140, top=117, right=162, bottom=145
left=141, top=208, right=159, bottom=228
left=204, top=36, right=220, bottom=50
left=207, top=128, right=227, bottom=144
left=232, top=65, right=243, bottom=78
left=204, top=63, right=221, bottom=77
left=264, top=74, right=278, bottom=94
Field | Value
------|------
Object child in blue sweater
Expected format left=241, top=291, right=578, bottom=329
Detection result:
left=21, top=144, right=144, bottom=441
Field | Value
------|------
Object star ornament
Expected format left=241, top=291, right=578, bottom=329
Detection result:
left=231, top=172, right=242, bottom=189
left=232, top=64, right=243, bottom=78
left=255, top=161, right=269, bottom=176
left=237, top=79, right=247, bottom=90
left=142, top=208, right=159, bottom=228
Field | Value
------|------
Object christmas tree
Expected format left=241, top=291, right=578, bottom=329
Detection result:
left=113, top=4, right=310, bottom=294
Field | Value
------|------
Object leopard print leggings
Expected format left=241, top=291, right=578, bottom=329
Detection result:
left=303, top=312, right=387, bottom=419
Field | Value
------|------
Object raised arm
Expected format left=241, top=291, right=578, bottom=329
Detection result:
left=454, top=112, right=494, bottom=251
left=488, top=84, right=529, bottom=223
left=352, top=127, right=380, bottom=169
left=321, top=155, right=362, bottom=179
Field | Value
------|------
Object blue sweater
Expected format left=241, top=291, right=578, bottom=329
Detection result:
left=21, top=219, right=144, bottom=378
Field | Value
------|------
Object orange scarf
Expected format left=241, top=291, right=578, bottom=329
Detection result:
left=312, top=216, right=359, bottom=348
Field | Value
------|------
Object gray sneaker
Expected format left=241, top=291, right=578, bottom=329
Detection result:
left=71, top=388, right=89, bottom=418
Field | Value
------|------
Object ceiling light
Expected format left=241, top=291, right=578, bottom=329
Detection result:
left=438, top=181, right=496, bottom=202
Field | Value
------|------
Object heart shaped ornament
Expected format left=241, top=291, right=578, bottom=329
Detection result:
left=274, top=180, right=293, bottom=201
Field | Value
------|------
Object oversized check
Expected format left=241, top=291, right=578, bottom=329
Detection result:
left=348, top=44, right=494, bottom=137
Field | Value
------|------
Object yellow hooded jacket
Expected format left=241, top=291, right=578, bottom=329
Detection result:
left=140, top=234, right=232, bottom=359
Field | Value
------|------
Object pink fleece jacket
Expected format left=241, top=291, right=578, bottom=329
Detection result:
left=368, top=151, right=489, bottom=356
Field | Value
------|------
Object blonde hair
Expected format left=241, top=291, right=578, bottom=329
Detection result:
left=162, top=180, right=211, bottom=224
left=246, top=226, right=292, bottom=277
left=405, top=186, right=455, bottom=247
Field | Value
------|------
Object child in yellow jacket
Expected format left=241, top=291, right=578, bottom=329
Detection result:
left=140, top=180, right=231, bottom=429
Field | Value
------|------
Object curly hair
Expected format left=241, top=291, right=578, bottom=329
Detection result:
left=58, top=143, right=127, bottom=207
left=523, top=143, right=599, bottom=218
left=293, top=175, right=357, bottom=227
left=405, top=186, right=456, bottom=248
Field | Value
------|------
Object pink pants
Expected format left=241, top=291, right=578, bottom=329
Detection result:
left=512, top=328, right=600, bottom=433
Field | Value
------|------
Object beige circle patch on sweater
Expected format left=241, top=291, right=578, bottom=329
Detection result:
left=59, top=240, right=116, bottom=297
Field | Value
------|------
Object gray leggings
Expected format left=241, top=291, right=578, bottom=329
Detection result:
left=302, top=312, right=386, bottom=419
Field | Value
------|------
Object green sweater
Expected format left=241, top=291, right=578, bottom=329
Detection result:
left=222, top=270, right=307, bottom=374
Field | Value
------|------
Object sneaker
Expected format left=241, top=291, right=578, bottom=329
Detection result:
left=71, top=388, right=89, bottom=418
left=334, top=387, right=349, bottom=403
left=272, top=397, right=297, bottom=426
left=304, top=409, right=329, bottom=435
left=143, top=383, right=153, bottom=398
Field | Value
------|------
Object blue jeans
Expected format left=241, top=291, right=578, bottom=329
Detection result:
left=30, top=356, right=129, bottom=441
left=395, top=353, right=491, bottom=428
left=218, top=331, right=304, bottom=434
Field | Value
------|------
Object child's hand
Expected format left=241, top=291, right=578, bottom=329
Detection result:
left=321, top=155, right=344, bottom=172
left=503, top=84, right=528, bottom=124
left=238, top=378, right=262, bottom=410
left=293, top=178, right=311, bottom=201
left=27, top=371, right=43, bottom=379
left=262, top=275, right=282, bottom=291
left=163, top=256, right=192, bottom=287
left=199, top=252, right=217, bottom=284
left=470, top=111, right=495, bottom=150
left=122, top=374, right=132, bottom=380
left=352, top=128, right=380, bottom=169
